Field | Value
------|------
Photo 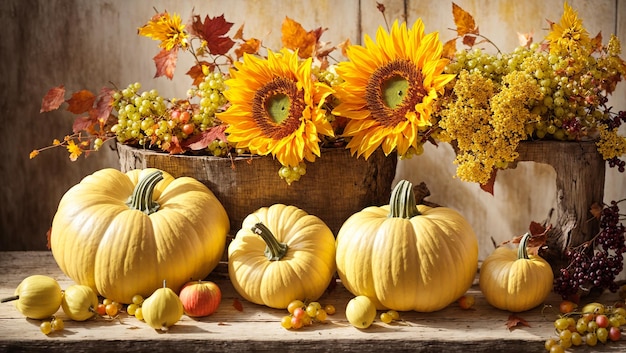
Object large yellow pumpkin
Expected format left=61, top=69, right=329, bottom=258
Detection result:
left=335, top=180, right=478, bottom=312
left=50, top=168, right=229, bottom=304
left=228, top=204, right=336, bottom=309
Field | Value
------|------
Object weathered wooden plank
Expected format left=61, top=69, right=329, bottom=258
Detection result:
left=1, top=252, right=625, bottom=352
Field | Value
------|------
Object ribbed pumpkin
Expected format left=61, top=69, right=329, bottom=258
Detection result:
left=50, top=168, right=229, bottom=304
left=335, top=180, right=479, bottom=312
left=479, top=232, right=554, bottom=312
left=228, top=204, right=336, bottom=309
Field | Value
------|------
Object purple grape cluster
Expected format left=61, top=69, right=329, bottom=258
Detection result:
left=554, top=200, right=626, bottom=299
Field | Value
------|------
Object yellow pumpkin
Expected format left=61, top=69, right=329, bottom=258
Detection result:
left=142, top=281, right=184, bottom=331
left=50, top=168, right=230, bottom=304
left=1, top=275, right=62, bottom=319
left=335, top=180, right=479, bottom=312
left=479, top=232, right=554, bottom=312
left=228, top=204, right=336, bottom=309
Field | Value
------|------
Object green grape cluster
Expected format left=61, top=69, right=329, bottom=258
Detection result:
left=187, top=71, right=228, bottom=132
left=110, top=82, right=169, bottom=148
left=279, top=163, right=307, bottom=185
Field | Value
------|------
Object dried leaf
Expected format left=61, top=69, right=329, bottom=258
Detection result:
left=281, top=17, right=317, bottom=58
left=66, top=90, right=95, bottom=114
left=153, top=48, right=178, bottom=80
left=442, top=38, right=457, bottom=59
left=452, top=3, right=479, bottom=37
left=591, top=31, right=603, bottom=52
left=183, top=125, right=228, bottom=150
left=500, top=222, right=550, bottom=255
left=376, top=2, right=385, bottom=14
left=337, top=38, right=351, bottom=58
left=167, top=135, right=185, bottom=154
left=40, top=85, right=66, bottom=112
left=186, top=61, right=214, bottom=86
left=517, top=31, right=534, bottom=47
left=92, top=87, right=115, bottom=123
left=233, top=24, right=245, bottom=40
left=72, top=116, right=96, bottom=133
left=590, top=202, right=603, bottom=220
left=191, top=14, right=235, bottom=55
left=234, top=38, right=261, bottom=59
left=479, top=169, right=497, bottom=195
left=233, top=298, right=243, bottom=312
left=506, top=314, right=530, bottom=330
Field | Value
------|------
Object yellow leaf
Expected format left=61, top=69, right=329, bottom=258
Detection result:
left=452, top=3, right=478, bottom=37
left=442, top=38, right=457, bottom=59
left=281, top=17, right=316, bottom=58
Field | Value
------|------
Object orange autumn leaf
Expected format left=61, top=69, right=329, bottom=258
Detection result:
left=183, top=124, right=228, bottom=150
left=40, top=85, right=66, bottom=113
left=92, top=86, right=115, bottom=123
left=281, top=17, right=317, bottom=58
left=452, top=3, right=479, bottom=37
left=506, top=314, right=530, bottom=330
left=235, top=38, right=261, bottom=59
left=186, top=61, right=215, bottom=86
left=442, top=38, right=457, bottom=60
left=479, top=169, right=497, bottom=195
left=590, top=202, right=603, bottom=220
left=153, top=48, right=178, bottom=79
left=591, top=31, right=603, bottom=52
left=66, top=89, right=95, bottom=115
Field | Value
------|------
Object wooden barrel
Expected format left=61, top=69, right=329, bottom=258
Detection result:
left=117, top=143, right=397, bottom=236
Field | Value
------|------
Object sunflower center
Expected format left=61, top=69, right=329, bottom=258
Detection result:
left=365, top=59, right=427, bottom=127
left=252, top=77, right=305, bottom=139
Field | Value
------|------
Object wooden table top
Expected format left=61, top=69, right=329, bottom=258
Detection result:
left=1, top=251, right=624, bottom=352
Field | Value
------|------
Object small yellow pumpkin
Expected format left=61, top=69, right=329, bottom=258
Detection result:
left=345, top=296, right=377, bottom=329
left=335, top=180, right=479, bottom=312
left=142, top=281, right=184, bottom=331
left=1, top=275, right=62, bottom=319
left=479, top=232, right=554, bottom=312
left=61, top=284, right=99, bottom=321
left=228, top=204, right=336, bottom=309
left=50, top=168, right=229, bottom=304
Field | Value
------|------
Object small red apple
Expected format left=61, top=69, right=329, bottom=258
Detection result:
left=179, top=280, right=221, bottom=317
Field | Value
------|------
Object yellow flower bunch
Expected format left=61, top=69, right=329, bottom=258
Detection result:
left=437, top=2, right=626, bottom=185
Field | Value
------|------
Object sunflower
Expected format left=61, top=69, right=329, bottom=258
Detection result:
left=138, top=12, right=188, bottom=51
left=332, top=19, right=455, bottom=159
left=217, top=48, right=334, bottom=169
left=545, top=2, right=590, bottom=55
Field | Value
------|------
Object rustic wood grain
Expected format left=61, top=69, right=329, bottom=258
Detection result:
left=118, top=144, right=397, bottom=235
left=1, top=252, right=625, bottom=352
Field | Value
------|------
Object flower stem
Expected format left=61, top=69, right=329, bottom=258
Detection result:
left=252, top=223, right=289, bottom=261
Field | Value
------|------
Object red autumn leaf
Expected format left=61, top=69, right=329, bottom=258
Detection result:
left=153, top=48, right=178, bottom=80
left=191, top=14, right=235, bottom=56
left=183, top=125, right=228, bottom=150
left=186, top=61, right=215, bottom=86
left=452, top=3, right=479, bottom=37
left=167, top=135, right=185, bottom=155
left=506, top=314, right=530, bottom=330
left=500, top=222, right=550, bottom=255
left=233, top=298, right=243, bottom=312
left=479, top=169, right=497, bottom=195
left=91, top=86, right=115, bottom=123
left=72, top=116, right=96, bottom=133
left=40, top=85, right=66, bottom=112
left=66, top=90, right=95, bottom=114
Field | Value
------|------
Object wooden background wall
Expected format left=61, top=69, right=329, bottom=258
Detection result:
left=1, top=0, right=624, bottom=262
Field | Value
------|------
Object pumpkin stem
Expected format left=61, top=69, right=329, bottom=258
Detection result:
left=388, top=180, right=421, bottom=219
left=126, top=170, right=163, bottom=214
left=251, top=222, right=289, bottom=261
left=1, top=295, right=19, bottom=303
left=517, top=232, right=532, bottom=260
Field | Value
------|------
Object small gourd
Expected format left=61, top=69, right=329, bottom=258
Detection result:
left=61, top=284, right=99, bottom=321
left=141, top=281, right=183, bottom=331
left=1, top=275, right=62, bottom=319
left=345, top=296, right=377, bottom=329
left=479, top=232, right=554, bottom=312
